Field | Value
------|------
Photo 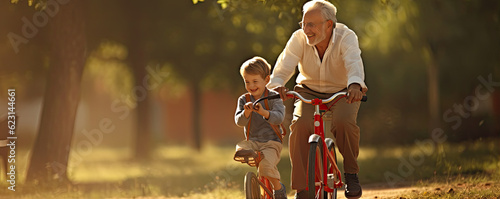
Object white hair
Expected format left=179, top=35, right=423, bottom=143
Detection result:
left=303, top=0, right=337, bottom=23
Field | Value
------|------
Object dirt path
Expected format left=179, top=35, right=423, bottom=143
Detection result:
left=322, top=181, right=498, bottom=199
left=112, top=181, right=498, bottom=199
left=335, top=186, right=421, bottom=199
left=318, top=183, right=421, bottom=199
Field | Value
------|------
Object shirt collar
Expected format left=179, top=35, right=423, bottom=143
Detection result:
left=329, top=26, right=336, bottom=45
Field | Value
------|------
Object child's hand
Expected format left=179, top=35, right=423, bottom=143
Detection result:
left=244, top=102, right=254, bottom=111
left=253, top=103, right=270, bottom=119
left=243, top=102, right=254, bottom=119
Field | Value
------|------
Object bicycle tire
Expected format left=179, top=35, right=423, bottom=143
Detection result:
left=244, top=172, right=261, bottom=199
left=325, top=138, right=337, bottom=199
left=308, top=141, right=325, bottom=199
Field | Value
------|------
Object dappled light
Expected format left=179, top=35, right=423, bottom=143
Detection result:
left=84, top=41, right=133, bottom=100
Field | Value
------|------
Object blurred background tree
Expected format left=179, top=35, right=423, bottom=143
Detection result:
left=3, top=0, right=88, bottom=184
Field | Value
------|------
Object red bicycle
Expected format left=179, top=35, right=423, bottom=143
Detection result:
left=254, top=90, right=366, bottom=199
left=291, top=91, right=366, bottom=199
left=234, top=148, right=275, bottom=199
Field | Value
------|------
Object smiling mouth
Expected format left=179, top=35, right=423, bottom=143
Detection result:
left=250, top=88, right=258, bottom=92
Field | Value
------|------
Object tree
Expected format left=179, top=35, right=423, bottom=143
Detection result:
left=125, top=0, right=152, bottom=160
left=26, top=0, right=87, bottom=184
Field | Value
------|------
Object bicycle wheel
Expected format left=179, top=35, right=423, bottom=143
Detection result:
left=325, top=138, right=337, bottom=199
left=244, top=172, right=261, bottom=199
left=308, top=141, right=325, bottom=199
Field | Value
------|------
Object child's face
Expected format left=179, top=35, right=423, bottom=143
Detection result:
left=243, top=73, right=270, bottom=98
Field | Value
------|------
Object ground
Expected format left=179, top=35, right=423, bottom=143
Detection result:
left=1, top=139, right=499, bottom=199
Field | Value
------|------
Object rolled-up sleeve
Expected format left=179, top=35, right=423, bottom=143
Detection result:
left=268, top=30, right=304, bottom=89
left=341, top=32, right=368, bottom=91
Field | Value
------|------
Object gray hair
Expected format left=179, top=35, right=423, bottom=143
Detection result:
left=303, top=0, right=337, bottom=23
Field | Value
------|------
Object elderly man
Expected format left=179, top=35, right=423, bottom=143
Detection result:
left=267, top=0, right=368, bottom=198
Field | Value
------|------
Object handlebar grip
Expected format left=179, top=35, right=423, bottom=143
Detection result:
left=361, top=96, right=368, bottom=102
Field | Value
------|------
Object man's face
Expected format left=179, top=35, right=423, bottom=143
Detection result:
left=302, top=9, right=329, bottom=46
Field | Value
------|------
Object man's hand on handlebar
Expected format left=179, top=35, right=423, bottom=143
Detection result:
left=273, top=86, right=291, bottom=101
left=346, top=83, right=365, bottom=104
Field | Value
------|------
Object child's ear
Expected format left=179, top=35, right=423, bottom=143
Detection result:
left=265, top=75, right=270, bottom=83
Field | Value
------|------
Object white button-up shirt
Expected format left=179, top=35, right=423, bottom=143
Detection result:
left=267, top=23, right=367, bottom=93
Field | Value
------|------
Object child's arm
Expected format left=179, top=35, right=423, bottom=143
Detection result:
left=235, top=95, right=251, bottom=127
left=253, top=98, right=285, bottom=125
left=253, top=103, right=270, bottom=119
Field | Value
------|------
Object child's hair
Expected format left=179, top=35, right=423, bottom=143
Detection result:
left=240, top=56, right=272, bottom=79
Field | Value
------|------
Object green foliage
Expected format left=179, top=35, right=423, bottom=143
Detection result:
left=192, top=0, right=205, bottom=5
left=168, top=0, right=303, bottom=93
left=11, top=0, right=47, bottom=10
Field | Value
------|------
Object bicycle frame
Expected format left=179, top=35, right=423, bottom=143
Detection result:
left=286, top=91, right=346, bottom=193
left=249, top=90, right=365, bottom=198
left=243, top=151, right=275, bottom=199
left=258, top=176, right=273, bottom=199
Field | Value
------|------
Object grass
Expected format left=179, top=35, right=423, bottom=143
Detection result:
left=0, top=144, right=262, bottom=198
left=356, top=138, right=500, bottom=199
left=0, top=138, right=498, bottom=198
left=399, top=175, right=500, bottom=199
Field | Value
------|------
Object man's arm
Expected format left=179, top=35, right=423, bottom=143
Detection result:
left=267, top=30, right=304, bottom=89
left=341, top=32, right=368, bottom=103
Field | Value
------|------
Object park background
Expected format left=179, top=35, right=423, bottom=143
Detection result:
left=0, top=0, right=499, bottom=198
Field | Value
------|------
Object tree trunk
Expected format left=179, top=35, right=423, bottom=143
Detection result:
left=192, top=82, right=202, bottom=151
left=126, top=0, right=151, bottom=160
left=131, top=45, right=151, bottom=160
left=426, top=43, right=440, bottom=131
left=26, top=0, right=86, bottom=184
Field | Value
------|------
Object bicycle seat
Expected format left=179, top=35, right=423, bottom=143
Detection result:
left=234, top=149, right=264, bottom=167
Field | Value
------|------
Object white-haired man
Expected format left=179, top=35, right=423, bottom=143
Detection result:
left=267, top=0, right=367, bottom=198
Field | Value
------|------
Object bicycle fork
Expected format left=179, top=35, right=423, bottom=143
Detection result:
left=309, top=101, right=343, bottom=193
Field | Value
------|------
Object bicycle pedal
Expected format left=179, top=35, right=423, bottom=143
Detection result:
left=234, top=156, right=248, bottom=163
left=234, top=149, right=257, bottom=164
left=247, top=158, right=257, bottom=167
left=234, top=150, right=264, bottom=167
left=247, top=152, right=264, bottom=167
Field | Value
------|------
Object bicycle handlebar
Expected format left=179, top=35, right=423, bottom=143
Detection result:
left=253, top=94, right=281, bottom=106
left=253, top=91, right=367, bottom=107
left=287, top=91, right=367, bottom=104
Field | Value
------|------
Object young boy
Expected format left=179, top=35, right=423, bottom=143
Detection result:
left=234, top=56, right=287, bottom=199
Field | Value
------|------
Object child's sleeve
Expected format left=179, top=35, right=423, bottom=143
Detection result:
left=235, top=95, right=250, bottom=127
left=266, top=98, right=285, bottom=125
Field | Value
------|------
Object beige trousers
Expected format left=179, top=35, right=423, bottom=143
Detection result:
left=236, top=140, right=283, bottom=180
left=289, top=85, right=361, bottom=191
